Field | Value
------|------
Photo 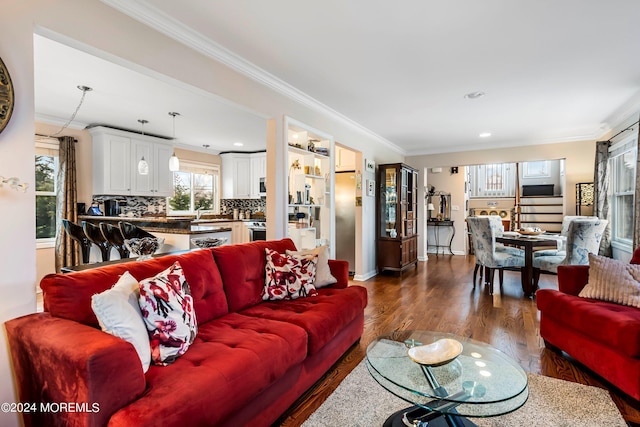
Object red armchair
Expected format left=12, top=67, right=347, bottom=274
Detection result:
left=537, top=247, right=640, bottom=400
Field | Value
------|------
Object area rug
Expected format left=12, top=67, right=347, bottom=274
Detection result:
left=302, top=359, right=626, bottom=427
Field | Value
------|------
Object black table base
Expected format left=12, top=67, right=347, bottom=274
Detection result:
left=383, top=405, right=477, bottom=427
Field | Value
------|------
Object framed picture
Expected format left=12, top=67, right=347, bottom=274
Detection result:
left=524, top=161, right=549, bottom=178
left=365, top=159, right=375, bottom=173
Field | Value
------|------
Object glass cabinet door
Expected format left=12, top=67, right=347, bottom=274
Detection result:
left=380, top=165, right=399, bottom=238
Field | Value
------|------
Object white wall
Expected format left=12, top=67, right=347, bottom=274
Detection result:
left=1, top=5, right=37, bottom=426
left=0, top=3, right=404, bottom=422
left=407, top=139, right=597, bottom=258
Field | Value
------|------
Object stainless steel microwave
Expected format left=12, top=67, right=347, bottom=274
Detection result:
left=259, top=177, right=266, bottom=194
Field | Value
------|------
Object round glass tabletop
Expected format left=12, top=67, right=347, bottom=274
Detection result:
left=366, top=330, right=528, bottom=419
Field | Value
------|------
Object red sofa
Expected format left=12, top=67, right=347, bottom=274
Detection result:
left=536, top=248, right=640, bottom=400
left=5, top=239, right=368, bottom=427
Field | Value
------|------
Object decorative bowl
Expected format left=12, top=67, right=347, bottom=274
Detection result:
left=407, top=338, right=463, bottom=366
left=191, top=237, right=227, bottom=249
left=125, top=237, right=163, bottom=260
left=518, top=229, right=545, bottom=236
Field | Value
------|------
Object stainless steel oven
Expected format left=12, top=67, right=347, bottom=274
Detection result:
left=247, top=221, right=266, bottom=241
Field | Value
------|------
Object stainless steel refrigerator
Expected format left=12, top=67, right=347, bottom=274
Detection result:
left=335, top=171, right=356, bottom=274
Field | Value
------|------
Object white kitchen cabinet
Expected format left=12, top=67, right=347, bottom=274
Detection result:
left=90, top=127, right=175, bottom=196
left=221, top=152, right=266, bottom=199
left=91, top=131, right=132, bottom=195
left=153, top=144, right=175, bottom=196
left=214, top=221, right=246, bottom=244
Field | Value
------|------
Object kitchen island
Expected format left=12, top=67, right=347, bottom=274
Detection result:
left=78, top=215, right=236, bottom=257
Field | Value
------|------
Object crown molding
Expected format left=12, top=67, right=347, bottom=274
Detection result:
left=100, top=0, right=405, bottom=155
left=35, top=113, right=88, bottom=130
left=405, top=132, right=604, bottom=157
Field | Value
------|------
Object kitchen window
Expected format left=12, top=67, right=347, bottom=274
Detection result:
left=35, top=139, right=59, bottom=245
left=167, top=161, right=220, bottom=215
left=609, top=135, right=636, bottom=250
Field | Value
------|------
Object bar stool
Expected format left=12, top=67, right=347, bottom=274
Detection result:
left=99, top=223, right=130, bottom=259
left=82, top=221, right=112, bottom=262
left=118, top=221, right=156, bottom=239
left=61, top=219, right=91, bottom=264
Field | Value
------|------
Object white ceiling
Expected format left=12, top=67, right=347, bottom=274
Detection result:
left=37, top=1, right=640, bottom=156
left=34, top=34, right=268, bottom=153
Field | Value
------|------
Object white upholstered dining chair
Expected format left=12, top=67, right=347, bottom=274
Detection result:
left=532, top=218, right=608, bottom=288
left=467, top=216, right=525, bottom=294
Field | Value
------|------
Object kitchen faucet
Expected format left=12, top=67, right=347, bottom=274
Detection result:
left=195, top=207, right=203, bottom=220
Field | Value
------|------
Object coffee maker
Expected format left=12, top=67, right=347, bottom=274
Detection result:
left=103, top=199, right=121, bottom=217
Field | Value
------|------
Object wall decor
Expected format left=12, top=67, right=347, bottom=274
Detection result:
left=365, top=159, right=375, bottom=173
left=0, top=56, right=15, bottom=134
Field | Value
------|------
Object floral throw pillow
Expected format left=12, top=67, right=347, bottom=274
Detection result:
left=138, top=261, right=198, bottom=365
left=263, top=248, right=318, bottom=301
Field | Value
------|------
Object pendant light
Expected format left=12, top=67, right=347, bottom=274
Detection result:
left=168, top=112, right=180, bottom=172
left=137, top=119, right=149, bottom=175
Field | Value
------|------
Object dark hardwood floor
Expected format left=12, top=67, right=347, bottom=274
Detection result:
left=275, top=254, right=640, bottom=426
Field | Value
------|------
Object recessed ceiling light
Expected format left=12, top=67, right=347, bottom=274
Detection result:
left=479, top=132, right=491, bottom=138
left=464, top=91, right=486, bottom=100
left=233, top=142, right=244, bottom=147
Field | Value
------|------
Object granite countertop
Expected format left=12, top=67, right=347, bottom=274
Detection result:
left=79, top=215, right=265, bottom=224
left=78, top=215, right=249, bottom=234
left=148, top=226, right=233, bottom=235
left=79, top=215, right=193, bottom=223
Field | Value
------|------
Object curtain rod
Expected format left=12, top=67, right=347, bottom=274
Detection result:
left=35, top=133, right=78, bottom=143
left=607, top=120, right=639, bottom=142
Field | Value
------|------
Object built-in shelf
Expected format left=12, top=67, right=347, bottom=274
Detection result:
left=286, top=117, right=335, bottom=255
left=287, top=145, right=330, bottom=159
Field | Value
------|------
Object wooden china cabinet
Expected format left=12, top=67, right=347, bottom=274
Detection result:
left=377, top=163, right=419, bottom=273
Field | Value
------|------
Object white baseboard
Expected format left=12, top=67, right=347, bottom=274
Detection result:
left=353, top=270, right=378, bottom=281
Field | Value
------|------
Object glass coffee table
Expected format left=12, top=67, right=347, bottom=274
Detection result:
left=366, top=331, right=528, bottom=427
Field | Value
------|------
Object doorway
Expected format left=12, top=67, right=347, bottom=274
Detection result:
left=335, top=145, right=357, bottom=275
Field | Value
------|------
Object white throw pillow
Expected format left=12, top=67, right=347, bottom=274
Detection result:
left=287, top=245, right=337, bottom=288
left=91, top=271, right=151, bottom=372
left=578, top=254, right=640, bottom=308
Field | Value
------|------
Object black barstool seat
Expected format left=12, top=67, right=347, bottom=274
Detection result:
left=61, top=219, right=91, bottom=264
left=119, top=221, right=156, bottom=240
left=100, top=223, right=130, bottom=259
left=82, top=221, right=112, bottom=262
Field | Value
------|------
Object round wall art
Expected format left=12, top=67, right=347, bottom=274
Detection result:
left=0, top=56, right=15, bottom=134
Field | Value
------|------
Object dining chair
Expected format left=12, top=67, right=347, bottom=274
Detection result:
left=61, top=219, right=91, bottom=264
left=467, top=216, right=525, bottom=294
left=532, top=218, right=608, bottom=288
left=99, top=222, right=130, bottom=259
left=82, top=221, right=112, bottom=262
left=468, top=216, right=524, bottom=287
left=534, top=215, right=597, bottom=258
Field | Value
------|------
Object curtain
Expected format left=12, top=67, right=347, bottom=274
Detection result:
left=55, top=136, right=78, bottom=272
left=634, top=125, right=640, bottom=249
left=593, top=140, right=612, bottom=257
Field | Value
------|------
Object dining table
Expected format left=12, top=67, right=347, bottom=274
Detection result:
left=496, top=233, right=562, bottom=297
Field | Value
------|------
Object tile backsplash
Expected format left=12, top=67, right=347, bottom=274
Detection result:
left=92, top=195, right=167, bottom=217
left=90, top=195, right=266, bottom=217
left=220, top=198, right=266, bottom=215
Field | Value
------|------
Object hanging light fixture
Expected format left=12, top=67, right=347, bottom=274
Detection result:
left=168, top=112, right=180, bottom=172
left=137, top=119, right=149, bottom=175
